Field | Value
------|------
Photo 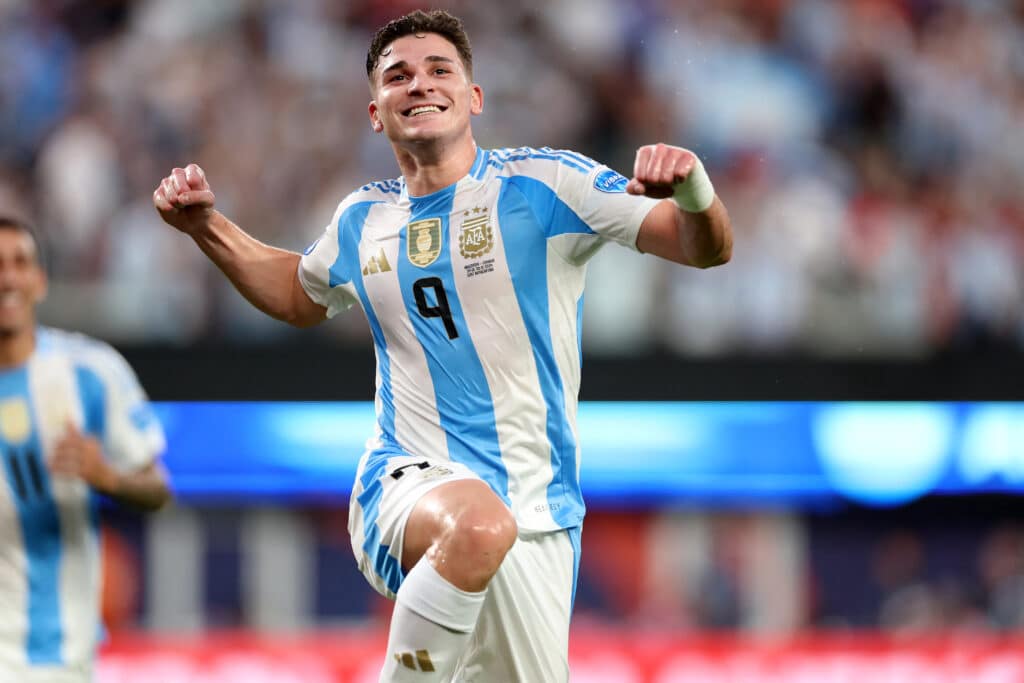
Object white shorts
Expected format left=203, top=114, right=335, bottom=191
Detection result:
left=348, top=449, right=582, bottom=683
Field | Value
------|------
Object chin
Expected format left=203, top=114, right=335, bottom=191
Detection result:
left=0, top=319, right=25, bottom=337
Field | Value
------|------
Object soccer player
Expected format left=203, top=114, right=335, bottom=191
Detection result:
left=0, top=215, right=170, bottom=683
left=153, top=9, right=732, bottom=682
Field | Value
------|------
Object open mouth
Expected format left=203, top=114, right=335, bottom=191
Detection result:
left=403, top=105, right=447, bottom=117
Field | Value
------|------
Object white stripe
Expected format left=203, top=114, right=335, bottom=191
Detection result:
left=28, top=356, right=99, bottom=669
left=0, top=473, right=28, bottom=669
left=448, top=182, right=558, bottom=530
left=546, top=248, right=587, bottom=487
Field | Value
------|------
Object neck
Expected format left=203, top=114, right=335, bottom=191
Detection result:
left=394, top=135, right=478, bottom=197
left=0, top=327, right=34, bottom=370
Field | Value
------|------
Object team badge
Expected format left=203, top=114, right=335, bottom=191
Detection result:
left=0, top=398, right=31, bottom=444
left=406, top=218, right=442, bottom=267
left=458, top=208, right=494, bottom=259
left=594, top=168, right=629, bottom=193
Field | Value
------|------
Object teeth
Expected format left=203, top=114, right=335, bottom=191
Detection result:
left=408, top=106, right=442, bottom=116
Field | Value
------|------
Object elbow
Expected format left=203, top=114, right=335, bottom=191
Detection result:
left=142, top=486, right=173, bottom=512
left=692, top=243, right=732, bottom=269
left=279, top=286, right=326, bottom=328
left=282, top=311, right=323, bottom=329
left=714, top=242, right=733, bottom=266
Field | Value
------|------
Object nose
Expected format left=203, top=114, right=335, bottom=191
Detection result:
left=406, top=70, right=434, bottom=95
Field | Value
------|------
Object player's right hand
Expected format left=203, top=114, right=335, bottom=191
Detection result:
left=153, top=163, right=216, bottom=235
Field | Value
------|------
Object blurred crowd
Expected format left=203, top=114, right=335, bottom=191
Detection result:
left=1, top=0, right=1022, bottom=356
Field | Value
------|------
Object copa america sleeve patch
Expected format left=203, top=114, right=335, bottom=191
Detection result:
left=593, top=169, right=629, bottom=193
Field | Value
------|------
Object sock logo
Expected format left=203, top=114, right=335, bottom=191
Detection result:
left=394, top=649, right=435, bottom=672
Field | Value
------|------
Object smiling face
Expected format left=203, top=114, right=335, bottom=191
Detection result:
left=368, top=32, right=483, bottom=150
left=0, top=226, right=46, bottom=338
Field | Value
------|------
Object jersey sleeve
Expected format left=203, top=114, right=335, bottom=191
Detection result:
left=536, top=151, right=661, bottom=265
left=298, top=199, right=361, bottom=318
left=80, top=344, right=165, bottom=472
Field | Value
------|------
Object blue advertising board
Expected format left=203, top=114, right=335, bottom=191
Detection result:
left=153, top=402, right=1024, bottom=508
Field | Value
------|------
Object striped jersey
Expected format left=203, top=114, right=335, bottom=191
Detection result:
left=0, top=327, right=165, bottom=682
left=300, top=146, right=659, bottom=532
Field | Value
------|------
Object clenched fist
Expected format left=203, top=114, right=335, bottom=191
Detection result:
left=627, top=143, right=701, bottom=199
left=153, top=163, right=217, bottom=235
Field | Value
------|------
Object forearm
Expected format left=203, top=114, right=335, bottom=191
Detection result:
left=678, top=196, right=732, bottom=268
left=95, top=463, right=171, bottom=512
left=191, top=211, right=321, bottom=327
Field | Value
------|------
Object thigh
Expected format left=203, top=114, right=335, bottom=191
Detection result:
left=348, top=451, right=480, bottom=599
left=455, top=527, right=582, bottom=683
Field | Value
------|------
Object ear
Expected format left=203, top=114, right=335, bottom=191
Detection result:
left=470, top=84, right=484, bottom=116
left=368, top=101, right=384, bottom=133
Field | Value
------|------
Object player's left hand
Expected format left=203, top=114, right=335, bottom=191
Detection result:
left=627, top=143, right=700, bottom=199
left=49, top=421, right=119, bottom=494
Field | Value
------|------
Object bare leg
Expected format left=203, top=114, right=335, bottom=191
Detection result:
left=380, top=479, right=517, bottom=682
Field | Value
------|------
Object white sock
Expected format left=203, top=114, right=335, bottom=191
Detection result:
left=379, top=558, right=487, bottom=682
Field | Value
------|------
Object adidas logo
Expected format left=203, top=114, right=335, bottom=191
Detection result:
left=362, top=248, right=392, bottom=276
left=394, top=649, right=435, bottom=672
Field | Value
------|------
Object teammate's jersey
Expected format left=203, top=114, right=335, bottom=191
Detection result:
left=0, top=327, right=165, bottom=681
left=300, top=146, right=659, bottom=532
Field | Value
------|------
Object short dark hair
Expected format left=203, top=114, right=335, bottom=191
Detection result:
left=0, top=215, right=46, bottom=269
left=366, top=10, right=473, bottom=81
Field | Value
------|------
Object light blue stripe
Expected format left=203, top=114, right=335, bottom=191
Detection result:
left=74, top=366, right=105, bottom=439
left=399, top=186, right=509, bottom=500
left=541, top=147, right=597, bottom=170
left=332, top=201, right=400, bottom=446
left=0, top=368, right=63, bottom=664
left=503, top=175, right=594, bottom=239
left=568, top=526, right=582, bottom=611
left=497, top=178, right=584, bottom=528
left=487, top=148, right=591, bottom=174
left=357, top=450, right=406, bottom=594
left=74, top=365, right=106, bottom=545
left=468, top=146, right=486, bottom=179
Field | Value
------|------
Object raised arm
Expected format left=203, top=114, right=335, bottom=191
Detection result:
left=153, top=164, right=327, bottom=328
left=629, top=144, right=732, bottom=268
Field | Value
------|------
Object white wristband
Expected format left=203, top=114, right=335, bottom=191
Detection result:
left=671, top=156, right=715, bottom=213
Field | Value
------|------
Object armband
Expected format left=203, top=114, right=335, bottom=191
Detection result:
left=671, top=156, right=715, bottom=213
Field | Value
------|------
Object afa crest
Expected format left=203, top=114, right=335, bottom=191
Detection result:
left=0, top=398, right=31, bottom=444
left=458, top=208, right=494, bottom=259
left=407, top=218, right=442, bottom=268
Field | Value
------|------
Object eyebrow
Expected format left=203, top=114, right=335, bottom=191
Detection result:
left=381, top=55, right=456, bottom=77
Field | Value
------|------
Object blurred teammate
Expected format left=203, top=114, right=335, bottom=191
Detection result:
left=0, top=215, right=170, bottom=683
left=154, top=9, right=731, bottom=681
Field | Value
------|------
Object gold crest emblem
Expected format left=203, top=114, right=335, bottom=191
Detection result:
left=0, top=398, right=31, bottom=445
left=458, top=208, right=494, bottom=259
left=406, top=218, right=442, bottom=268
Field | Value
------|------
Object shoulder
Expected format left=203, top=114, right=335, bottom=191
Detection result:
left=37, top=326, right=136, bottom=386
left=345, top=179, right=404, bottom=211
left=323, top=179, right=405, bottom=233
left=484, top=146, right=601, bottom=181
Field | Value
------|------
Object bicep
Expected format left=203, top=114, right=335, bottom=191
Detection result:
left=636, top=199, right=690, bottom=265
left=290, top=264, right=329, bottom=328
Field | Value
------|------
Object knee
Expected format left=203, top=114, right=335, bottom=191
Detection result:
left=455, top=504, right=518, bottom=559
left=435, top=503, right=517, bottom=588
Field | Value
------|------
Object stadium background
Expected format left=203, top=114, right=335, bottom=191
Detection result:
left=3, top=0, right=1024, bottom=680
